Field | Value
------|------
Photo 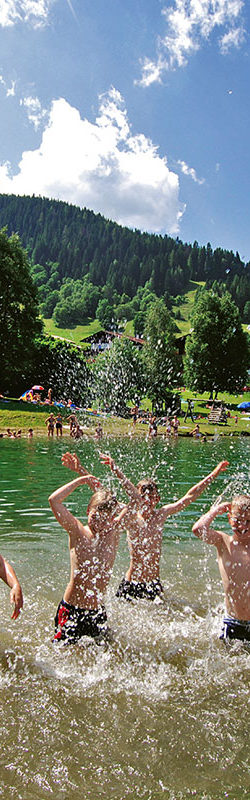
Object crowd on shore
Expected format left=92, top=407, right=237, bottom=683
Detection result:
left=1, top=384, right=249, bottom=440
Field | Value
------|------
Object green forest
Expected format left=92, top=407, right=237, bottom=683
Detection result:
left=0, top=193, right=249, bottom=329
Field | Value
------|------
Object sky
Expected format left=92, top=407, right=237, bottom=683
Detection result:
left=0, top=0, right=250, bottom=262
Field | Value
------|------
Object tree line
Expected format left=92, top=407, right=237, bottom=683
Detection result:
left=0, top=227, right=249, bottom=408
left=0, top=194, right=249, bottom=323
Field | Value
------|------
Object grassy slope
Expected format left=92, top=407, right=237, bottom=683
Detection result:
left=43, top=318, right=102, bottom=347
left=173, top=280, right=204, bottom=337
left=1, top=393, right=250, bottom=437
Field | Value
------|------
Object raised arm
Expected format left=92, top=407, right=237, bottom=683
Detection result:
left=0, top=555, right=23, bottom=619
left=157, top=460, right=229, bottom=523
left=99, top=453, right=141, bottom=504
left=192, top=500, right=231, bottom=546
left=49, top=474, right=100, bottom=537
left=62, top=452, right=103, bottom=492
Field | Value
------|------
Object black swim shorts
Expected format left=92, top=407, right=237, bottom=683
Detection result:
left=116, top=577, right=164, bottom=601
left=54, top=599, right=108, bottom=644
left=220, top=615, right=250, bottom=642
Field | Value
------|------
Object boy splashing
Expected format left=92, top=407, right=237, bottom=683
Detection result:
left=49, top=453, right=137, bottom=644
left=100, top=455, right=228, bottom=601
left=193, top=494, right=250, bottom=642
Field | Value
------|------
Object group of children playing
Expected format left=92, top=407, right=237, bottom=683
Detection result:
left=0, top=428, right=34, bottom=439
left=2, top=452, right=250, bottom=647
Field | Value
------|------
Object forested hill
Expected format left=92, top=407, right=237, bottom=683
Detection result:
left=0, top=193, right=249, bottom=312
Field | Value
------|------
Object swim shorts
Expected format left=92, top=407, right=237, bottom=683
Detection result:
left=116, top=577, right=164, bottom=601
left=53, top=599, right=108, bottom=644
left=220, top=615, right=250, bottom=642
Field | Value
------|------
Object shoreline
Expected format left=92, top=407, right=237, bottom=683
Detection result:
left=1, top=400, right=250, bottom=438
left=1, top=423, right=249, bottom=439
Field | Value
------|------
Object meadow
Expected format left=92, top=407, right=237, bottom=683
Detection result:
left=1, top=389, right=250, bottom=438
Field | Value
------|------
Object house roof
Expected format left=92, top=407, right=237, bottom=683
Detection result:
left=81, top=330, right=145, bottom=346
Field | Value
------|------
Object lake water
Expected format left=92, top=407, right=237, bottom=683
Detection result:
left=0, top=434, right=249, bottom=800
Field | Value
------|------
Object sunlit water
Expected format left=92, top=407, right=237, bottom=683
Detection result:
left=0, top=434, right=249, bottom=800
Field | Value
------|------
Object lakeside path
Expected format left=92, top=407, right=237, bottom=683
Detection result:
left=1, top=401, right=250, bottom=438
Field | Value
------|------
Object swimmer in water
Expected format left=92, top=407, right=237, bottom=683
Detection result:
left=49, top=452, right=138, bottom=645
left=193, top=494, right=250, bottom=643
left=0, top=554, right=23, bottom=619
left=99, top=454, right=229, bottom=601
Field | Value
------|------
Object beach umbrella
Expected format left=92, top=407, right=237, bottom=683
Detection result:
left=237, top=401, right=250, bottom=409
left=32, top=385, right=44, bottom=391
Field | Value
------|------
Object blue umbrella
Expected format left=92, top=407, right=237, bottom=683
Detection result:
left=237, top=401, right=250, bottom=409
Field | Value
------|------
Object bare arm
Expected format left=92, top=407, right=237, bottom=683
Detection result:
left=49, top=474, right=100, bottom=537
left=192, top=500, right=231, bottom=546
left=0, top=555, right=23, bottom=619
left=99, top=453, right=140, bottom=504
left=157, top=460, right=229, bottom=523
left=62, top=452, right=103, bottom=492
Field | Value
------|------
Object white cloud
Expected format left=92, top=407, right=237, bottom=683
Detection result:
left=220, top=23, right=245, bottom=52
left=0, top=0, right=55, bottom=28
left=20, top=95, right=48, bottom=129
left=0, top=89, right=184, bottom=234
left=177, top=159, right=205, bottom=184
left=137, top=0, right=246, bottom=86
left=6, top=80, right=16, bottom=97
left=0, top=74, right=16, bottom=97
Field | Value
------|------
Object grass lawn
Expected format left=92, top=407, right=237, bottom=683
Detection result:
left=173, top=280, right=205, bottom=337
left=1, top=392, right=250, bottom=438
left=43, top=318, right=102, bottom=347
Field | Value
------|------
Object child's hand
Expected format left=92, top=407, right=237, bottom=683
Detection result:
left=10, top=582, right=23, bottom=619
left=99, top=452, right=114, bottom=471
left=217, top=460, right=229, bottom=472
left=213, top=500, right=231, bottom=515
left=62, top=452, right=81, bottom=473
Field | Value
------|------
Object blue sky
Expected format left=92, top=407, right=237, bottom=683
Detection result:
left=0, top=0, right=250, bottom=261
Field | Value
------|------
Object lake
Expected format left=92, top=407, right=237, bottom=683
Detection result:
left=0, top=434, right=249, bottom=800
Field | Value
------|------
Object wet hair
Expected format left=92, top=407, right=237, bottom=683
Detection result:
left=137, top=478, right=158, bottom=495
left=88, top=489, right=118, bottom=515
left=231, top=495, right=250, bottom=515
